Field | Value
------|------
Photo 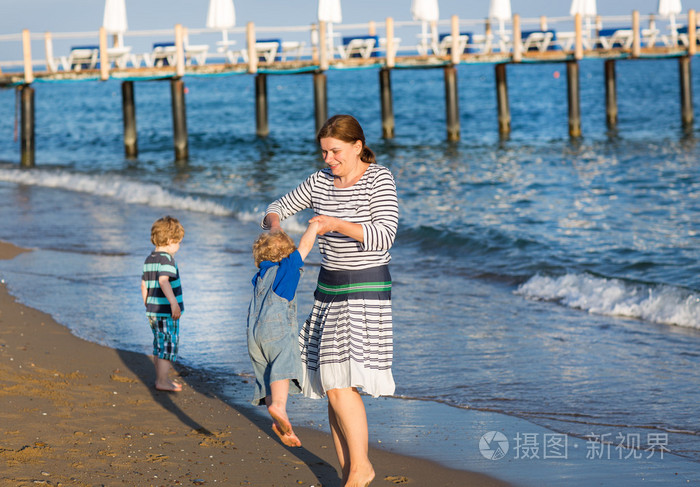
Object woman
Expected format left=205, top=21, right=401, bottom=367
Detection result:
left=263, top=114, right=398, bottom=487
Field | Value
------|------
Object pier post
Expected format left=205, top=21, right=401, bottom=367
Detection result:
left=22, top=29, right=34, bottom=84
left=313, top=72, right=328, bottom=133
left=170, top=78, right=188, bottom=161
left=20, top=84, right=35, bottom=168
left=632, top=11, right=641, bottom=58
left=379, top=67, right=394, bottom=139
left=450, top=15, right=460, bottom=65
left=689, top=10, right=697, bottom=56
left=566, top=61, right=582, bottom=138
left=444, top=66, right=460, bottom=141
left=255, top=73, right=269, bottom=137
left=574, top=14, right=583, bottom=60
left=174, top=24, right=185, bottom=78
left=247, top=22, right=258, bottom=74
left=99, top=27, right=109, bottom=81
left=495, top=63, right=510, bottom=137
left=121, top=81, right=138, bottom=158
left=604, top=60, right=618, bottom=129
left=512, top=14, right=522, bottom=63
left=386, top=17, right=395, bottom=69
left=319, top=21, right=329, bottom=71
left=679, top=56, right=694, bottom=129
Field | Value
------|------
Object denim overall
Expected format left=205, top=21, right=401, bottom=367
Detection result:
left=247, top=263, right=303, bottom=405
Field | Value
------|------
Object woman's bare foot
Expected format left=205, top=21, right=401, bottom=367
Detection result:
left=155, top=380, right=182, bottom=392
left=345, top=462, right=375, bottom=487
left=271, top=423, right=302, bottom=447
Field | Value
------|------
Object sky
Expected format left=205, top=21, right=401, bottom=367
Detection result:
left=1, top=1, right=698, bottom=61
left=2, top=1, right=690, bottom=35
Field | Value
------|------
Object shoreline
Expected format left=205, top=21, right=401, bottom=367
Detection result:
left=0, top=240, right=509, bottom=487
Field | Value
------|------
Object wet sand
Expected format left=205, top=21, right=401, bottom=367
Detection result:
left=0, top=240, right=509, bottom=487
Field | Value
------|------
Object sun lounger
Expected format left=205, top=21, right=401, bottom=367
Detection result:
left=520, top=30, right=558, bottom=52
left=436, top=32, right=471, bottom=56
left=338, top=35, right=378, bottom=59
left=145, top=41, right=209, bottom=67
left=642, top=28, right=660, bottom=47
left=595, top=28, right=634, bottom=49
left=147, top=42, right=176, bottom=67
left=66, top=45, right=100, bottom=71
left=379, top=37, right=402, bottom=58
left=255, top=39, right=281, bottom=63
left=106, top=46, right=135, bottom=68
left=185, top=43, right=209, bottom=65
left=467, top=33, right=493, bottom=53
left=556, top=31, right=593, bottom=51
left=674, top=26, right=700, bottom=47
left=279, top=41, right=305, bottom=61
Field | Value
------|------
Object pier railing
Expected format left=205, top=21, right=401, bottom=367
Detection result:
left=0, top=11, right=696, bottom=79
left=2, top=10, right=698, bottom=166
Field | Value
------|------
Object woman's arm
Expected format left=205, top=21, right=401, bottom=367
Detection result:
left=360, top=168, right=398, bottom=251
left=263, top=212, right=282, bottom=232
left=262, top=172, right=317, bottom=230
left=310, top=168, right=398, bottom=247
left=309, top=214, right=364, bottom=242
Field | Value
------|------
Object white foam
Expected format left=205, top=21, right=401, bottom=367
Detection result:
left=515, top=273, right=700, bottom=329
left=0, top=167, right=232, bottom=216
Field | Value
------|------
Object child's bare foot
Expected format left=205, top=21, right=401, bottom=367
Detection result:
left=345, top=462, right=375, bottom=487
left=271, top=423, right=302, bottom=447
left=267, top=403, right=292, bottom=435
left=155, top=380, right=182, bottom=392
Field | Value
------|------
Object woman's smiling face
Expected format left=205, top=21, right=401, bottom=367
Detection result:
left=319, top=137, right=362, bottom=178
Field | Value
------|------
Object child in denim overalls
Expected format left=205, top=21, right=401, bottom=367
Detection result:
left=247, top=221, right=318, bottom=447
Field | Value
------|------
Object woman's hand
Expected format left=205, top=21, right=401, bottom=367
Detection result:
left=264, top=213, right=282, bottom=233
left=309, top=214, right=339, bottom=235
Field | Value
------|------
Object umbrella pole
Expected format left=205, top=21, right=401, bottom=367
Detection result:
left=327, top=23, right=334, bottom=57
left=499, top=20, right=506, bottom=52
left=670, top=15, right=678, bottom=45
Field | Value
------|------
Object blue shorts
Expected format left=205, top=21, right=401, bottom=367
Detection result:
left=148, top=316, right=179, bottom=361
left=247, top=316, right=303, bottom=406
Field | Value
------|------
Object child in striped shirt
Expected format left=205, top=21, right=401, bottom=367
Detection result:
left=141, top=216, right=185, bottom=392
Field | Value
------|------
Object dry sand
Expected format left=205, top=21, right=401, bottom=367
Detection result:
left=0, top=240, right=510, bottom=487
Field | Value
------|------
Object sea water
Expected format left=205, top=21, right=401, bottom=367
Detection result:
left=0, top=58, right=699, bottom=485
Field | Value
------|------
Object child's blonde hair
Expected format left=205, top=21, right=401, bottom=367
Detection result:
left=151, top=216, right=185, bottom=247
left=253, top=231, right=296, bottom=267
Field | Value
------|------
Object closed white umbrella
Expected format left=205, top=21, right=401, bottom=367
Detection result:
left=411, top=0, right=439, bottom=54
left=102, top=0, right=128, bottom=47
left=570, top=0, right=597, bottom=40
left=569, top=0, right=596, bottom=17
left=658, top=0, right=682, bottom=43
left=207, top=0, right=236, bottom=45
left=489, top=0, right=511, bottom=51
left=318, top=0, right=342, bottom=53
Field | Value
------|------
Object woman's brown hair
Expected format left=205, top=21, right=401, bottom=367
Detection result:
left=316, top=114, right=376, bottom=164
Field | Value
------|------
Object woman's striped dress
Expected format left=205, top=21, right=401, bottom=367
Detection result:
left=264, top=163, right=398, bottom=399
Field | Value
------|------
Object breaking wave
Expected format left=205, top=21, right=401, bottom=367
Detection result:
left=516, top=273, right=700, bottom=329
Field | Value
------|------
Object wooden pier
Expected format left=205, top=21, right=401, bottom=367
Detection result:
left=1, top=10, right=698, bottom=166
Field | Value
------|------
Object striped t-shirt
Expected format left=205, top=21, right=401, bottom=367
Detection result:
left=264, top=164, right=399, bottom=271
left=142, top=251, right=184, bottom=317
